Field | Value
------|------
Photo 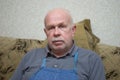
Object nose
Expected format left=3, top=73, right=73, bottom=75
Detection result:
left=54, top=27, right=61, bottom=36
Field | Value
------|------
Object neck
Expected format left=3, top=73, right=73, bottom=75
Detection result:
left=51, top=44, right=73, bottom=57
left=49, top=41, right=74, bottom=57
left=52, top=49, right=68, bottom=57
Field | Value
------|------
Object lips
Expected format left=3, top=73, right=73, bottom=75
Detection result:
left=52, top=40, right=64, bottom=45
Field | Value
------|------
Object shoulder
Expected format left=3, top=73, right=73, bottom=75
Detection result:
left=22, top=48, right=46, bottom=62
left=77, top=47, right=95, bottom=55
left=77, top=47, right=101, bottom=61
left=25, top=48, right=44, bottom=55
left=26, top=48, right=45, bottom=56
left=76, top=47, right=103, bottom=70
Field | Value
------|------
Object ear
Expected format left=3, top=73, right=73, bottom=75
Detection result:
left=44, top=28, right=48, bottom=37
left=71, top=24, right=76, bottom=36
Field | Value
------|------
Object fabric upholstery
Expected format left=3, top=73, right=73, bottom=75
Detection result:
left=74, top=19, right=100, bottom=50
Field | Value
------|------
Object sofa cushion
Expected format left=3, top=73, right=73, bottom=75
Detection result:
left=0, top=37, right=43, bottom=80
left=74, top=19, right=100, bottom=50
left=96, top=43, right=120, bottom=80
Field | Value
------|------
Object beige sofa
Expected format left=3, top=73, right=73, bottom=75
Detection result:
left=0, top=19, right=120, bottom=80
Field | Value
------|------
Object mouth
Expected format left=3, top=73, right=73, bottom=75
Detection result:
left=52, top=40, right=64, bottom=45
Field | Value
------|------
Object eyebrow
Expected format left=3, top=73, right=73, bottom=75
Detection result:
left=47, top=22, right=67, bottom=27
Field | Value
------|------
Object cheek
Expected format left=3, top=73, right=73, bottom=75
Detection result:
left=63, top=33, right=73, bottom=41
left=47, top=36, right=52, bottom=40
left=46, top=34, right=53, bottom=41
left=46, top=32, right=52, bottom=38
left=66, top=30, right=73, bottom=37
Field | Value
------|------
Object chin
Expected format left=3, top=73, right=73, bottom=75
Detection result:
left=53, top=46, right=65, bottom=50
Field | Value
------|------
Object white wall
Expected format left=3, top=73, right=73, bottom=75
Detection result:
left=0, top=0, right=120, bottom=47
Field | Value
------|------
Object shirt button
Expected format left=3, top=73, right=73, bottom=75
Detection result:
left=54, top=64, right=58, bottom=68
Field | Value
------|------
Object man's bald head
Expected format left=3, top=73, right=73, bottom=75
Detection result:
left=44, top=8, right=73, bottom=27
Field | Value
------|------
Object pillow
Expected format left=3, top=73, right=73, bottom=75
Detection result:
left=74, top=19, right=100, bottom=50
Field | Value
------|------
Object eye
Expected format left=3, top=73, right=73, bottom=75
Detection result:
left=58, top=24, right=68, bottom=31
left=47, top=26, right=55, bottom=31
left=59, top=24, right=66, bottom=29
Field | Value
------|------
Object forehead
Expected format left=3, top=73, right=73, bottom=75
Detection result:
left=45, top=10, right=70, bottom=26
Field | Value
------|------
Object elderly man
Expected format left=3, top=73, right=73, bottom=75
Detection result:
left=11, top=8, right=106, bottom=80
